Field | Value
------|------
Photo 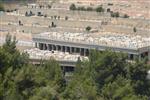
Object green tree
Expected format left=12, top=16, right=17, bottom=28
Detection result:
left=96, top=6, right=104, bottom=12
left=127, top=60, right=150, bottom=96
left=62, top=60, right=98, bottom=100
left=86, top=26, right=92, bottom=32
left=0, top=3, right=4, bottom=11
left=111, top=12, right=120, bottom=18
left=133, top=27, right=137, bottom=32
left=3, top=34, right=17, bottom=54
left=69, top=4, right=76, bottom=10
left=87, top=7, right=93, bottom=11
left=123, top=14, right=129, bottom=18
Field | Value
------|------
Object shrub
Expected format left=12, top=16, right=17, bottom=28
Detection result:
left=70, top=4, right=76, bottom=10
left=86, top=26, right=92, bottom=32
left=96, top=6, right=104, bottom=12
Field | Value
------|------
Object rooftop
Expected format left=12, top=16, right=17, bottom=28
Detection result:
left=34, top=32, right=150, bottom=49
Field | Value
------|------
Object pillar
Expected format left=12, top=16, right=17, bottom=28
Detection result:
left=70, top=47, right=72, bottom=54
left=56, top=45, right=58, bottom=51
left=80, top=48, right=82, bottom=55
left=47, top=44, right=49, bottom=50
left=74, top=47, right=77, bottom=53
left=65, top=46, right=67, bottom=52
left=61, top=46, right=63, bottom=52
left=52, top=45, right=54, bottom=50
left=44, top=44, right=47, bottom=50
left=84, top=49, right=88, bottom=56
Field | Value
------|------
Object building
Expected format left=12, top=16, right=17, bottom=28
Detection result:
left=29, top=31, right=150, bottom=62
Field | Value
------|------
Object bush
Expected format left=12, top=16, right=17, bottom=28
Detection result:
left=86, top=26, right=92, bottom=32
left=70, top=4, right=76, bottom=10
left=25, top=12, right=28, bottom=16
left=123, top=14, right=129, bottom=18
left=133, top=27, right=137, bottom=32
left=87, top=7, right=93, bottom=11
left=111, top=12, right=120, bottom=18
left=107, top=8, right=110, bottom=12
left=96, top=6, right=104, bottom=12
left=77, top=6, right=86, bottom=11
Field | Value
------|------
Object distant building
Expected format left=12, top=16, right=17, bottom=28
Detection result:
left=31, top=32, right=150, bottom=61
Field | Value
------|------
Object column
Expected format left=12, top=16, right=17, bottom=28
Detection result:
left=74, top=47, right=77, bottom=53
left=65, top=46, right=67, bottom=52
left=43, top=44, right=46, bottom=50
left=56, top=45, right=58, bottom=51
left=52, top=45, right=54, bottom=50
left=61, top=46, right=63, bottom=52
left=84, top=49, right=87, bottom=56
left=70, top=47, right=72, bottom=54
left=80, top=48, right=82, bottom=55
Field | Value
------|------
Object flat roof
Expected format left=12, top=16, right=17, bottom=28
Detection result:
left=33, top=32, right=150, bottom=50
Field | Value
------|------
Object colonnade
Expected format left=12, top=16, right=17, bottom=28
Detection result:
left=36, top=43, right=89, bottom=56
left=35, top=42, right=150, bottom=60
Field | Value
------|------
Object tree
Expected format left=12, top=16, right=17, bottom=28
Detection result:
left=107, top=8, right=110, bottom=12
left=127, top=60, right=150, bottom=96
left=87, top=7, right=93, bottom=11
left=111, top=12, right=120, bottom=18
left=62, top=60, right=98, bottom=100
left=86, top=26, right=92, bottom=32
left=0, top=33, right=150, bottom=99
left=123, top=14, right=129, bottom=18
left=51, top=22, right=56, bottom=27
left=65, top=16, right=68, bottom=20
left=133, top=27, right=137, bottom=32
left=47, top=5, right=51, bottom=9
left=3, top=34, right=17, bottom=54
left=96, top=6, right=104, bottom=12
left=115, top=12, right=120, bottom=17
left=89, top=50, right=127, bottom=90
left=69, top=4, right=76, bottom=10
left=102, top=76, right=148, bottom=100
left=77, top=6, right=86, bottom=11
left=25, top=11, right=28, bottom=16
left=0, top=3, right=4, bottom=11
